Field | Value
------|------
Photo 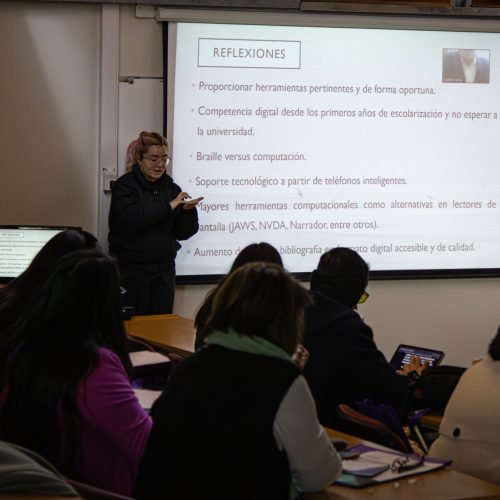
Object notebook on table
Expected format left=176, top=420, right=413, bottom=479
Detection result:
left=335, top=444, right=451, bottom=488
left=389, top=344, right=444, bottom=372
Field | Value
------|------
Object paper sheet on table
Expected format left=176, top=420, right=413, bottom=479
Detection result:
left=342, top=451, right=392, bottom=477
left=134, top=388, right=162, bottom=410
left=130, top=350, right=170, bottom=367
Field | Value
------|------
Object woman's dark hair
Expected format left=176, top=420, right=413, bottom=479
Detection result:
left=310, top=247, right=369, bottom=307
left=204, top=262, right=311, bottom=355
left=194, top=242, right=283, bottom=349
left=0, top=229, right=98, bottom=361
left=228, top=242, right=283, bottom=273
left=0, top=249, right=131, bottom=471
left=488, top=325, right=500, bottom=361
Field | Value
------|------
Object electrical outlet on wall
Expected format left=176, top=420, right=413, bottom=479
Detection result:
left=102, top=166, right=117, bottom=192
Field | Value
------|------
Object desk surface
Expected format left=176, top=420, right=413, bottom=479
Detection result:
left=124, top=317, right=500, bottom=498
left=420, top=413, right=443, bottom=430
left=307, top=428, right=500, bottom=499
left=125, top=314, right=195, bottom=356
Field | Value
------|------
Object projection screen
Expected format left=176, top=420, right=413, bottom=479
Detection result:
left=162, top=12, right=500, bottom=282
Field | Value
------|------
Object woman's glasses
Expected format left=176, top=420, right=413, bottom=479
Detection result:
left=358, top=291, right=370, bottom=304
left=143, top=154, right=171, bottom=167
left=390, top=454, right=425, bottom=473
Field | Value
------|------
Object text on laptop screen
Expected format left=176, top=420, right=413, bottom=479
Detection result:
left=0, top=226, right=74, bottom=283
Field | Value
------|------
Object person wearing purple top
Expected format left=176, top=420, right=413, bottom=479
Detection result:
left=0, top=249, right=151, bottom=496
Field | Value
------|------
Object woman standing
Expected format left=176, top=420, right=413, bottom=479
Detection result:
left=108, top=131, right=202, bottom=315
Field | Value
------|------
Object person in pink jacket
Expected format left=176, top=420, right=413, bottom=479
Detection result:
left=0, top=249, right=151, bottom=496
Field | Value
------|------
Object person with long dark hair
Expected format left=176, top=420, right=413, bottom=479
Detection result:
left=0, top=229, right=98, bottom=364
left=108, top=131, right=202, bottom=315
left=0, top=249, right=151, bottom=496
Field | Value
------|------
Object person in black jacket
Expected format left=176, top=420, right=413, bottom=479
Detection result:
left=108, top=131, right=202, bottom=315
left=303, top=247, right=425, bottom=430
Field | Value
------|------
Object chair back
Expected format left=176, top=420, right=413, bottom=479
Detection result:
left=336, top=402, right=413, bottom=453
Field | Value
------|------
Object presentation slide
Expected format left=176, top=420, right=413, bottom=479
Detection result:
left=169, top=22, right=500, bottom=279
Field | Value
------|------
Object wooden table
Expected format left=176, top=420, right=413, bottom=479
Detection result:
left=420, top=413, right=443, bottom=430
left=125, top=314, right=195, bottom=356
left=302, top=428, right=500, bottom=499
left=123, top=317, right=500, bottom=498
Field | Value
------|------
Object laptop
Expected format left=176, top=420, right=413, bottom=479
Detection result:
left=389, top=344, right=444, bottom=372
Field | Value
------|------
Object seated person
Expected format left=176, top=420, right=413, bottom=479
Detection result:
left=134, top=262, right=342, bottom=500
left=0, top=229, right=98, bottom=363
left=429, top=327, right=500, bottom=484
left=0, top=249, right=152, bottom=496
left=302, top=247, right=426, bottom=429
left=194, top=241, right=284, bottom=350
left=0, top=228, right=170, bottom=388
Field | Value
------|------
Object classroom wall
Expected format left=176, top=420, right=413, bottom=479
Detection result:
left=0, top=1, right=100, bottom=234
left=1, top=2, right=499, bottom=368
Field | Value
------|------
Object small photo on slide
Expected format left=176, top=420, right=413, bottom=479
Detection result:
left=442, top=48, right=490, bottom=84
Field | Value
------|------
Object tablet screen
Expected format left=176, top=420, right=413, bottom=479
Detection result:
left=389, top=344, right=444, bottom=372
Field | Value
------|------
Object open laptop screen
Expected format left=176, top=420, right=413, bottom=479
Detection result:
left=0, top=226, right=79, bottom=284
left=389, top=344, right=444, bottom=372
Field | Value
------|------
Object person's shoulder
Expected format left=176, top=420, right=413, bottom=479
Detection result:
left=96, top=347, right=124, bottom=370
left=306, top=306, right=375, bottom=354
left=118, top=169, right=138, bottom=182
left=307, top=291, right=359, bottom=323
left=197, top=344, right=298, bottom=374
left=465, top=356, right=499, bottom=382
left=167, top=350, right=200, bottom=380
left=112, top=170, right=138, bottom=190
left=79, top=348, right=128, bottom=391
